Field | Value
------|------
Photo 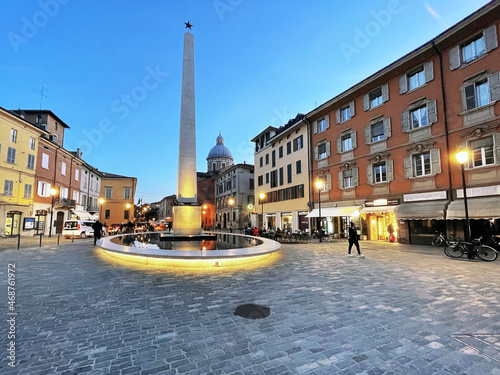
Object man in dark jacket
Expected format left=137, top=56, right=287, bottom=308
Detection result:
left=92, top=220, right=103, bottom=246
left=348, top=222, right=364, bottom=258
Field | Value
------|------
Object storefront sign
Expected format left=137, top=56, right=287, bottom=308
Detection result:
left=457, top=185, right=500, bottom=199
left=403, top=191, right=447, bottom=202
left=365, top=198, right=399, bottom=206
left=373, top=199, right=387, bottom=206
left=23, top=217, right=35, bottom=230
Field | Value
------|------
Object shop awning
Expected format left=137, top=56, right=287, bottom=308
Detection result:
left=395, top=201, right=448, bottom=220
left=305, top=206, right=361, bottom=218
left=446, top=198, right=500, bottom=219
left=361, top=206, right=398, bottom=214
left=72, top=210, right=94, bottom=220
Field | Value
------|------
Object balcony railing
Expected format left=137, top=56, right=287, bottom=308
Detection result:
left=55, top=198, right=76, bottom=208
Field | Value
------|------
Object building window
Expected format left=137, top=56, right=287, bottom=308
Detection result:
left=369, top=88, right=383, bottom=108
left=342, top=134, right=352, bottom=152
left=413, top=152, right=431, bottom=176
left=343, top=169, right=354, bottom=188
left=221, top=162, right=226, bottom=169
left=105, top=187, right=112, bottom=199
left=371, top=121, right=385, bottom=142
left=270, top=170, right=277, bottom=188
left=42, top=153, right=49, bottom=169
left=408, top=69, right=425, bottom=91
left=318, top=118, right=326, bottom=132
left=318, top=143, right=327, bottom=159
left=287, top=164, right=292, bottom=184
left=73, top=191, right=79, bottom=202
left=287, top=141, right=292, bottom=154
left=411, top=106, right=428, bottom=129
left=24, top=184, right=32, bottom=199
left=249, top=178, right=254, bottom=189
left=4, top=180, right=14, bottom=196
left=462, top=34, right=486, bottom=63
left=258, top=175, right=263, bottom=186
left=265, top=173, right=269, bottom=184
left=27, top=154, right=35, bottom=170
left=10, top=129, right=17, bottom=143
left=61, top=161, right=67, bottom=176
left=105, top=210, right=110, bottom=219
left=60, top=187, right=68, bottom=199
left=37, top=181, right=50, bottom=197
left=279, top=167, right=284, bottom=186
left=341, top=106, right=351, bottom=122
left=471, top=137, right=494, bottom=167
left=296, top=160, right=301, bottom=174
left=259, top=157, right=263, bottom=167
left=464, top=79, right=490, bottom=110
left=272, top=150, right=276, bottom=167
left=265, top=154, right=269, bottom=165
left=279, top=146, right=283, bottom=158
left=293, top=135, right=303, bottom=151
left=124, top=188, right=131, bottom=199
left=29, top=137, right=35, bottom=150
left=373, top=162, right=387, bottom=183
left=75, top=169, right=79, bottom=181
left=124, top=210, right=129, bottom=220
left=36, top=115, right=42, bottom=124
left=7, top=147, right=16, bottom=164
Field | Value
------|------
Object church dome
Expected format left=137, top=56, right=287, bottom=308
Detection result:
left=207, top=133, right=233, bottom=159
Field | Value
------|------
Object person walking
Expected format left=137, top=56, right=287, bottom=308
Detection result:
left=92, top=220, right=103, bottom=246
left=348, top=222, right=364, bottom=258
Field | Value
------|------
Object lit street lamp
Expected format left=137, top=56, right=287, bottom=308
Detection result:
left=456, top=151, right=470, bottom=242
left=99, top=198, right=104, bottom=221
left=315, top=180, right=324, bottom=243
left=49, top=188, right=58, bottom=237
left=229, top=198, right=235, bottom=231
left=259, top=193, right=266, bottom=229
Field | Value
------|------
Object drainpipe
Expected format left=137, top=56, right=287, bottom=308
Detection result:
left=303, top=117, right=314, bottom=231
left=432, top=41, right=453, bottom=203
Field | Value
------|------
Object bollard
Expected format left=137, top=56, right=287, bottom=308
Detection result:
left=57, top=234, right=60, bottom=246
left=72, top=235, right=74, bottom=243
left=39, top=233, right=43, bottom=247
left=17, top=234, right=21, bottom=251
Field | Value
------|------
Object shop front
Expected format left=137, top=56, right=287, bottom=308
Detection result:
left=306, top=206, right=361, bottom=238
left=446, top=197, right=500, bottom=238
left=360, top=202, right=398, bottom=241
left=5, top=211, right=22, bottom=236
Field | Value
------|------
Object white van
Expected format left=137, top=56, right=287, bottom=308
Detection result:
left=62, top=220, right=95, bottom=239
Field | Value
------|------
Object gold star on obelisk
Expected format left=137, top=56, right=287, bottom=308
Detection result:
left=184, top=21, right=193, bottom=30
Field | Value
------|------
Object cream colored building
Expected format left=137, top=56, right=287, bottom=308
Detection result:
left=251, top=114, right=310, bottom=232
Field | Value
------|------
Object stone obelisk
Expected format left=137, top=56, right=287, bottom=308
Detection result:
left=173, top=23, right=201, bottom=235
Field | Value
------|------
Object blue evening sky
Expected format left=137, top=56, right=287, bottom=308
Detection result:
left=0, top=0, right=491, bottom=203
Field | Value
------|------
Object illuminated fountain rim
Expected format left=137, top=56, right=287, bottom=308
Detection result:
left=97, top=232, right=281, bottom=267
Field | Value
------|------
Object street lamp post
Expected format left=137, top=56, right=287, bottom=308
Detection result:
left=456, top=151, right=470, bottom=242
left=99, top=198, right=104, bottom=221
left=49, top=188, right=58, bottom=237
left=315, top=180, right=324, bottom=243
left=229, top=198, right=235, bottom=232
left=259, top=193, right=265, bottom=229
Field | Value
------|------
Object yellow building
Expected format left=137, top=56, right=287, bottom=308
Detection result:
left=251, top=114, right=311, bottom=232
left=0, top=108, right=45, bottom=236
left=99, top=172, right=137, bottom=226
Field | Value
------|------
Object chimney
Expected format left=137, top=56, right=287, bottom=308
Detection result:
left=76, top=148, right=83, bottom=158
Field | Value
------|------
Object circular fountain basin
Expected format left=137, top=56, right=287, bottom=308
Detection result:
left=97, top=232, right=281, bottom=268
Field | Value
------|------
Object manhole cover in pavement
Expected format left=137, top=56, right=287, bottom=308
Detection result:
left=234, top=304, right=270, bottom=319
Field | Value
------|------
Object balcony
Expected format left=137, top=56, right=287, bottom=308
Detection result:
left=55, top=198, right=76, bottom=208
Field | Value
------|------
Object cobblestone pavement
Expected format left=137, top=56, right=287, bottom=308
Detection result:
left=0, top=240, right=499, bottom=374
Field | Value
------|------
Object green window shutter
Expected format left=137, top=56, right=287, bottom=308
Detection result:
left=494, top=133, right=500, bottom=165
left=353, top=168, right=359, bottom=187
left=364, top=125, right=371, bottom=145
left=381, top=83, right=389, bottom=103
left=488, top=72, right=500, bottom=102
left=336, top=137, right=342, bottom=153
left=449, top=45, right=461, bottom=70
left=338, top=171, right=343, bottom=189
left=335, top=109, right=341, bottom=124
left=352, top=131, right=357, bottom=148
left=430, top=149, right=441, bottom=175
left=401, top=110, right=410, bottom=132
left=383, top=117, right=391, bottom=138
left=325, top=114, right=330, bottom=130
left=314, top=145, right=319, bottom=161
left=386, top=159, right=394, bottom=181
left=326, top=142, right=331, bottom=157
left=484, top=25, right=498, bottom=52
left=404, top=155, right=412, bottom=178
left=399, top=74, right=408, bottom=94
left=424, top=61, right=434, bottom=83
left=350, top=101, right=355, bottom=117
left=366, top=163, right=373, bottom=185
left=326, top=173, right=332, bottom=190
left=427, top=100, right=438, bottom=124
left=363, top=94, right=369, bottom=111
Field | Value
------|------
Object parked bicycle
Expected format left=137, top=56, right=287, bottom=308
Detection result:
left=444, top=237, right=498, bottom=261
left=431, top=232, right=446, bottom=246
